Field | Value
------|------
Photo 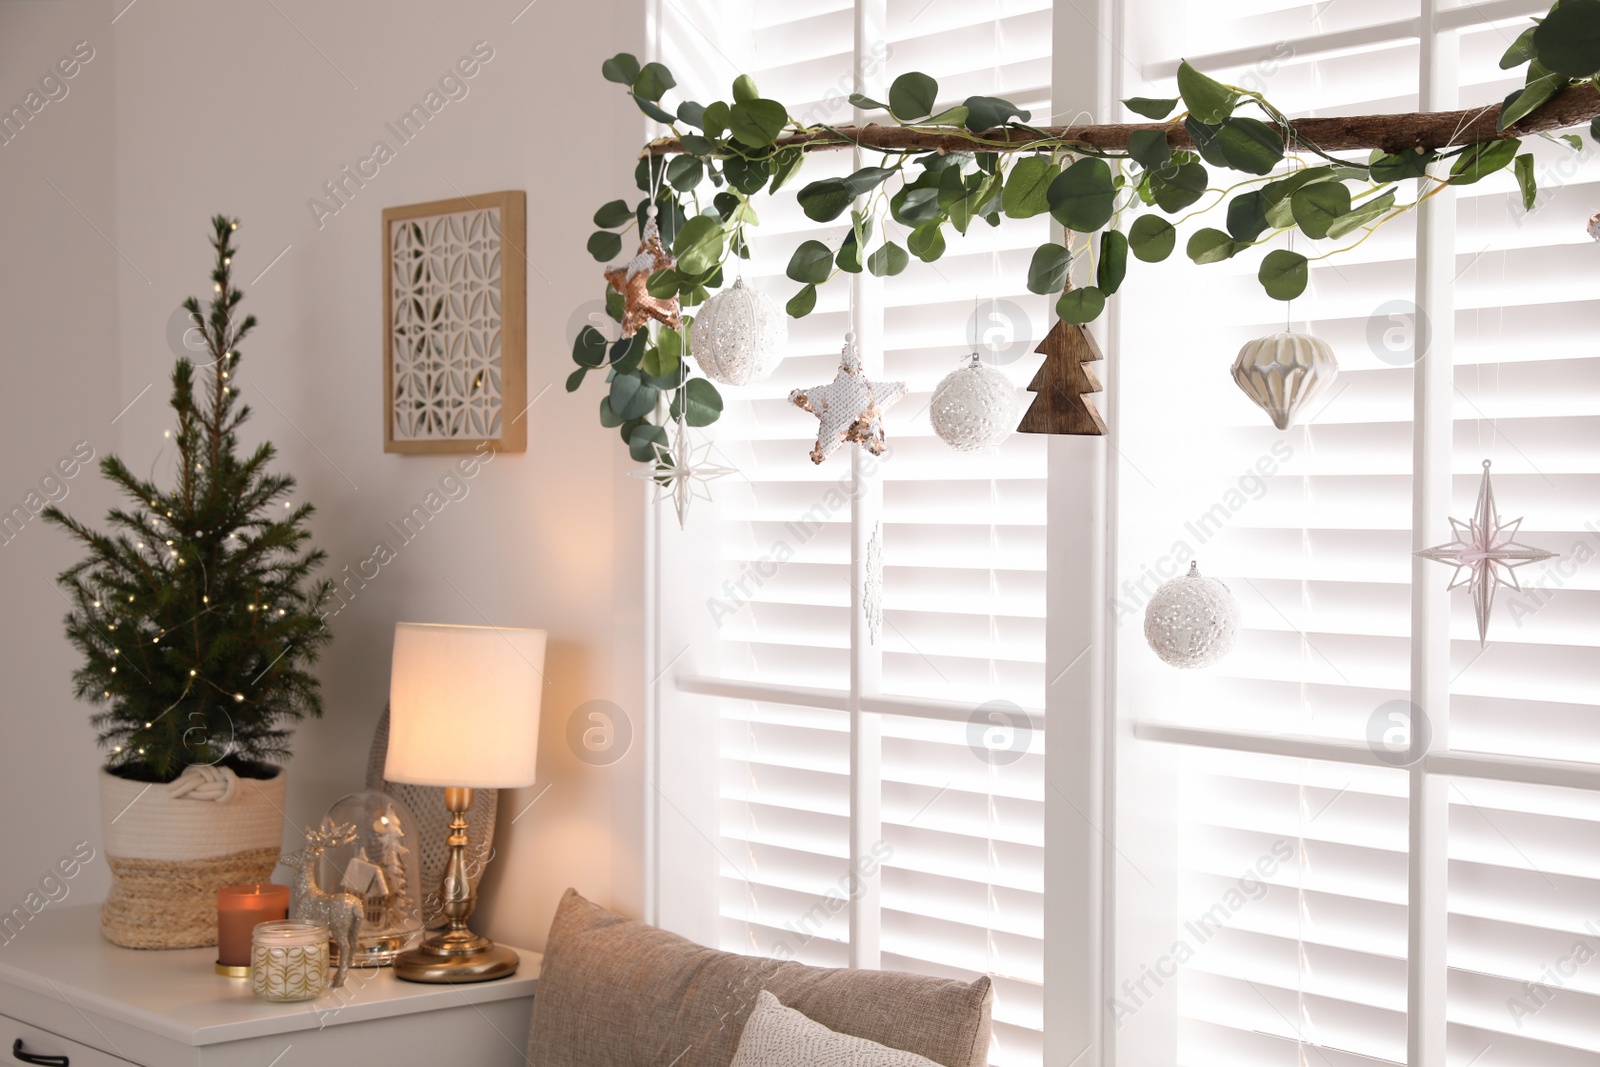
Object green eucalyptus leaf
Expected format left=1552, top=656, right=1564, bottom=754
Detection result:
left=1226, top=190, right=1269, bottom=242
left=1290, top=181, right=1351, bottom=239
left=1126, top=129, right=1172, bottom=171
left=1532, top=0, right=1600, bottom=78
left=635, top=95, right=677, bottom=124
left=836, top=231, right=863, bottom=273
left=1149, top=161, right=1208, bottom=213
left=848, top=92, right=889, bottom=111
left=609, top=333, right=644, bottom=368
left=598, top=395, right=624, bottom=426
left=675, top=377, right=724, bottom=427
left=1501, top=25, right=1537, bottom=69
left=1324, top=188, right=1395, bottom=239
left=963, top=95, right=1030, bottom=132
left=1370, top=148, right=1436, bottom=182
left=927, top=105, right=969, bottom=126
left=610, top=371, right=660, bottom=421
left=786, top=240, right=834, bottom=284
left=633, top=62, right=675, bottom=102
left=602, top=53, right=641, bottom=85
left=641, top=344, right=681, bottom=380
left=1127, top=214, right=1176, bottom=262
left=1176, top=60, right=1238, bottom=124
left=866, top=242, right=910, bottom=277
left=797, top=178, right=854, bottom=222
left=1002, top=156, right=1059, bottom=218
left=1186, top=227, right=1236, bottom=264
left=889, top=72, right=939, bottom=120
left=594, top=199, right=633, bottom=229
left=1259, top=249, right=1308, bottom=301
left=666, top=155, right=704, bottom=192
left=1498, top=63, right=1566, bottom=131
left=1514, top=151, right=1538, bottom=210
left=605, top=287, right=624, bottom=322
left=890, top=185, right=943, bottom=225
left=770, top=148, right=805, bottom=193
left=680, top=134, right=714, bottom=156
left=1123, top=96, right=1179, bottom=119
left=728, top=99, right=787, bottom=147
left=1214, top=116, right=1285, bottom=175
left=627, top=422, right=668, bottom=462
left=908, top=222, right=946, bottom=262
left=676, top=101, right=706, bottom=128
left=1448, top=137, right=1519, bottom=184
left=573, top=325, right=608, bottom=368
left=1591, top=116, right=1600, bottom=143
left=673, top=215, right=724, bottom=276
left=1027, top=243, right=1073, bottom=295
left=732, top=74, right=759, bottom=104
left=1184, top=117, right=1231, bottom=169
left=587, top=231, right=623, bottom=261
left=646, top=268, right=681, bottom=299
left=787, top=284, right=817, bottom=317
left=722, top=156, right=771, bottom=195
left=1097, top=230, right=1129, bottom=295
left=1048, top=157, right=1116, bottom=232
left=1056, top=286, right=1106, bottom=324
left=702, top=101, right=730, bottom=138
left=635, top=155, right=668, bottom=193
left=843, top=166, right=896, bottom=196
left=566, top=366, right=588, bottom=393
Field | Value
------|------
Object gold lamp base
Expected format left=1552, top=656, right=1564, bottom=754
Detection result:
left=392, top=786, right=518, bottom=984
left=393, top=931, right=519, bottom=983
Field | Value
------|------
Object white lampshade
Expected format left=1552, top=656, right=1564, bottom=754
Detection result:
left=385, top=622, right=546, bottom=789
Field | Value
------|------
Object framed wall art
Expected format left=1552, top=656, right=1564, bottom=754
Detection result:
left=382, top=190, right=526, bottom=454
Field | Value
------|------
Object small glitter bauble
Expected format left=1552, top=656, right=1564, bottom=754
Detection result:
left=930, top=356, right=1020, bottom=452
left=1143, top=561, right=1240, bottom=669
left=690, top=277, right=787, bottom=386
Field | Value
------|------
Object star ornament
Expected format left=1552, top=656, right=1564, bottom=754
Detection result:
left=789, top=334, right=907, bottom=464
left=630, top=417, right=736, bottom=529
left=605, top=211, right=683, bottom=338
left=1415, top=459, right=1557, bottom=647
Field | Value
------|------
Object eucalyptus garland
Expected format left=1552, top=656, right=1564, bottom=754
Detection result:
left=576, top=0, right=1600, bottom=465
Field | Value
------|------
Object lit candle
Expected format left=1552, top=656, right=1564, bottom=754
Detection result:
left=217, top=883, right=289, bottom=976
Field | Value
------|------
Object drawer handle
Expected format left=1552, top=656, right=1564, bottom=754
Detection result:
left=11, top=1039, right=68, bottom=1066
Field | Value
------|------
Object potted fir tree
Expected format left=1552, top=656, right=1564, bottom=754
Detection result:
left=45, top=217, right=333, bottom=949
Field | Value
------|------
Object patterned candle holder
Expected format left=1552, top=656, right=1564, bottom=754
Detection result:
left=251, top=919, right=330, bottom=1002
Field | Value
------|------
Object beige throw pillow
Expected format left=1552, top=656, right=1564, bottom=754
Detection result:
left=730, top=991, right=943, bottom=1067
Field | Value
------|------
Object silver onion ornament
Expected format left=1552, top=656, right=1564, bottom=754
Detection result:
left=689, top=276, right=787, bottom=386
left=1143, top=561, right=1240, bottom=669
left=1231, top=331, right=1338, bottom=431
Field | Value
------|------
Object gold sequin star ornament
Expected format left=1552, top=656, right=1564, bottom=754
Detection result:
left=789, top=333, right=907, bottom=464
left=605, top=205, right=683, bottom=338
left=1415, top=459, right=1557, bottom=647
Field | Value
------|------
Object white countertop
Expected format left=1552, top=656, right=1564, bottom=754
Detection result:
left=0, top=905, right=540, bottom=1047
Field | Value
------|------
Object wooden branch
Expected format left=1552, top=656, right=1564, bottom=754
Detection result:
left=647, top=83, right=1600, bottom=158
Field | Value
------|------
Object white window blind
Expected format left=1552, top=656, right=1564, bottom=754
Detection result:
left=1117, top=1, right=1600, bottom=1066
left=657, top=2, right=1052, bottom=1065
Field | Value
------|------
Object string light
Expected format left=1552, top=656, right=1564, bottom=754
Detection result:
left=214, top=283, right=222, bottom=292
left=189, top=669, right=197, bottom=677
left=233, top=693, right=244, bottom=702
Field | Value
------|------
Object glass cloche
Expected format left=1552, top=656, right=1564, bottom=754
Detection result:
left=317, top=790, right=424, bottom=966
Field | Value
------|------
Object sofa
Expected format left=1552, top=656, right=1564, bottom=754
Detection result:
left=528, top=889, right=994, bottom=1067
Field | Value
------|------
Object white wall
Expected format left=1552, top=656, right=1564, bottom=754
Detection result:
left=1, top=0, right=651, bottom=952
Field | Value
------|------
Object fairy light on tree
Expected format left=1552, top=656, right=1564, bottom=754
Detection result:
left=43, top=216, right=334, bottom=785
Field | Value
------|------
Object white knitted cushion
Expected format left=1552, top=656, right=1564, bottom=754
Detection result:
left=730, top=990, right=942, bottom=1067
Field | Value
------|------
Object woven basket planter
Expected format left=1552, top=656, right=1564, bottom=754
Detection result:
left=99, top=765, right=286, bottom=949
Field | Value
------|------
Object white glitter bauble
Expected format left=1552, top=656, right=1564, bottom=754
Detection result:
left=929, top=356, right=1020, bottom=452
left=1231, top=332, right=1338, bottom=431
left=1143, top=561, right=1239, bottom=669
left=690, top=277, right=787, bottom=386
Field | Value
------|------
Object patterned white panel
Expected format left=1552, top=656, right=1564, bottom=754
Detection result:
left=389, top=207, right=504, bottom=441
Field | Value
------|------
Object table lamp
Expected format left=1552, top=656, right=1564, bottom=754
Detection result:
left=385, top=621, right=546, bottom=982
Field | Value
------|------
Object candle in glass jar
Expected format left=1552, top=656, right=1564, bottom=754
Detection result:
left=217, top=884, right=290, bottom=974
left=251, top=920, right=330, bottom=1002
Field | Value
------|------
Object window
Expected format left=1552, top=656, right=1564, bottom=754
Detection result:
left=651, top=1, right=1052, bottom=1064
left=1115, top=1, right=1600, bottom=1065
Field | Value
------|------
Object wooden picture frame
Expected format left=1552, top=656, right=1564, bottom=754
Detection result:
left=382, top=190, right=526, bottom=454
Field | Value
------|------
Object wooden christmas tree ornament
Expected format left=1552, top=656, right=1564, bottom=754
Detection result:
left=1017, top=315, right=1106, bottom=436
